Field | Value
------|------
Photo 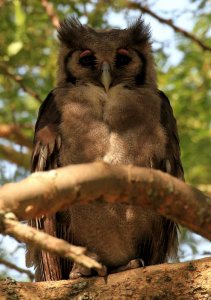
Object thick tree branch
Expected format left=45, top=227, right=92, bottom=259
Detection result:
left=0, top=257, right=210, bottom=299
left=0, top=124, right=32, bottom=149
left=0, top=162, right=210, bottom=240
left=0, top=144, right=30, bottom=169
left=41, top=0, right=60, bottom=28
left=0, top=212, right=101, bottom=271
left=0, top=257, right=34, bottom=281
left=0, top=63, right=42, bottom=103
left=127, top=2, right=211, bottom=52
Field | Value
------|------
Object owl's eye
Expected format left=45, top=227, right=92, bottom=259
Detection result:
left=79, top=50, right=96, bottom=68
left=115, top=49, right=131, bottom=68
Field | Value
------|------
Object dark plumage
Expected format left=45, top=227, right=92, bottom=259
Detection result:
left=26, top=17, right=184, bottom=281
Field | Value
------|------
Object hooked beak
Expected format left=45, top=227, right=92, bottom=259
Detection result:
left=101, top=61, right=112, bottom=92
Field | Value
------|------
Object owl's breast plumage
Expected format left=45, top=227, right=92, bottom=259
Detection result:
left=58, top=84, right=167, bottom=168
left=53, top=84, right=177, bottom=270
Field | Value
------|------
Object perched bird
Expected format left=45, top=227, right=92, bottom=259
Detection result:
left=26, top=17, right=184, bottom=281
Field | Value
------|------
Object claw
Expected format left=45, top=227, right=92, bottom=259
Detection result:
left=96, top=264, right=107, bottom=277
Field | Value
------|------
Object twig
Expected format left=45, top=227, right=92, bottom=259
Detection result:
left=0, top=144, right=30, bottom=169
left=0, top=257, right=34, bottom=281
left=0, top=124, right=32, bottom=149
left=0, top=63, right=42, bottom=103
left=41, top=0, right=60, bottom=28
left=128, top=2, right=211, bottom=52
left=0, top=212, right=101, bottom=271
left=0, top=162, right=210, bottom=240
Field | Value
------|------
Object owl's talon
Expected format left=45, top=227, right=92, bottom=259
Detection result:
left=110, top=258, right=144, bottom=274
left=96, top=264, right=107, bottom=277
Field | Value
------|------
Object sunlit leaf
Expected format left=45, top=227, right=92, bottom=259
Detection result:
left=7, top=41, right=23, bottom=56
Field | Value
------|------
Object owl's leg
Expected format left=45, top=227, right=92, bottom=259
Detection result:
left=69, top=253, right=107, bottom=279
left=69, top=263, right=92, bottom=279
left=69, top=263, right=107, bottom=279
left=110, top=258, right=144, bottom=274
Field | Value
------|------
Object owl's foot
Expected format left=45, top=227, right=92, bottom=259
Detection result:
left=69, top=252, right=108, bottom=279
left=69, top=263, right=107, bottom=279
left=69, top=263, right=91, bottom=279
left=110, top=258, right=144, bottom=274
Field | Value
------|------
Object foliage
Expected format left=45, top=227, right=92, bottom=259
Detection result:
left=157, top=23, right=211, bottom=185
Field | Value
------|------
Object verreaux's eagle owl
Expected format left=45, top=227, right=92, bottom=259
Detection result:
left=26, top=17, right=184, bottom=281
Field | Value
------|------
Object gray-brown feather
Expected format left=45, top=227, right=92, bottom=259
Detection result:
left=26, top=17, right=183, bottom=281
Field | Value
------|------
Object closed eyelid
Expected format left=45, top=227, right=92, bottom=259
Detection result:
left=80, top=50, right=92, bottom=57
left=117, top=48, right=130, bottom=56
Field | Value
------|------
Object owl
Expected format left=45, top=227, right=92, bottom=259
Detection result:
left=26, top=17, right=184, bottom=281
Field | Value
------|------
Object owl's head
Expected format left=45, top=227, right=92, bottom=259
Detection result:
left=57, top=17, right=157, bottom=90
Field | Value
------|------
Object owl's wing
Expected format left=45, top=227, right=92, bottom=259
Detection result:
left=26, top=90, right=64, bottom=281
left=149, top=91, right=184, bottom=264
left=159, top=90, right=184, bottom=181
left=31, top=90, right=61, bottom=172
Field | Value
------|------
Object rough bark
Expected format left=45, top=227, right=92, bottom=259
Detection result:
left=0, top=258, right=210, bottom=299
left=0, top=162, right=210, bottom=240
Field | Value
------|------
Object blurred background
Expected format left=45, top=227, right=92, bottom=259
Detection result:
left=0, top=0, right=210, bottom=281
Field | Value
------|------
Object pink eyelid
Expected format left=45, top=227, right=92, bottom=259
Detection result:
left=80, top=50, right=92, bottom=58
left=118, top=48, right=129, bottom=56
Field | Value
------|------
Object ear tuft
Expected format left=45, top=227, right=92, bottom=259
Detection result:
left=129, top=16, right=151, bottom=44
left=57, top=17, right=87, bottom=46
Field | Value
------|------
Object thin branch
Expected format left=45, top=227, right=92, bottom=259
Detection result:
left=41, top=0, right=60, bottom=28
left=0, top=212, right=101, bottom=271
left=0, top=144, right=30, bottom=169
left=0, top=63, right=42, bottom=103
left=0, top=162, right=210, bottom=240
left=127, top=2, right=211, bottom=52
left=0, top=124, right=32, bottom=149
left=0, top=257, right=34, bottom=281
